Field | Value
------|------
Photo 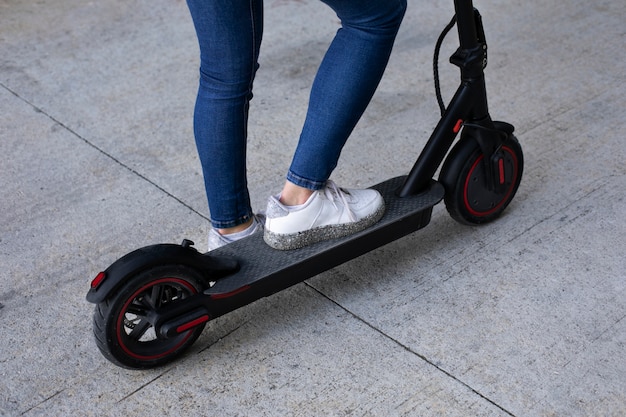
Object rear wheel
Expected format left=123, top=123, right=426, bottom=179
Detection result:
left=439, top=135, right=523, bottom=225
left=93, top=265, right=206, bottom=369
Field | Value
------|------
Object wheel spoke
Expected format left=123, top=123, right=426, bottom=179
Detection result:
left=142, top=285, right=164, bottom=309
left=152, top=285, right=163, bottom=308
left=126, top=301, right=148, bottom=316
left=128, top=317, right=152, bottom=341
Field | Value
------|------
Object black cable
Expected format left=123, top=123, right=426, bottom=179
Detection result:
left=434, top=14, right=457, bottom=116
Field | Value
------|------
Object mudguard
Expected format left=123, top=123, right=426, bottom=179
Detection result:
left=86, top=240, right=239, bottom=304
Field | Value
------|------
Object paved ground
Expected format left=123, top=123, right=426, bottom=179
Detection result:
left=1, top=0, right=625, bottom=416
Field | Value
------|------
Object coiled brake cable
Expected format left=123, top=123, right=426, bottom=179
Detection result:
left=434, top=14, right=457, bottom=116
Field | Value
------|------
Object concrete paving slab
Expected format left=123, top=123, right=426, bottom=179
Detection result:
left=0, top=84, right=211, bottom=415
left=310, top=84, right=626, bottom=415
left=1, top=0, right=210, bottom=217
left=1, top=0, right=625, bottom=416
left=26, top=286, right=514, bottom=416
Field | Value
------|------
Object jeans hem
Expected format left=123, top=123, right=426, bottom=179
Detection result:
left=210, top=212, right=254, bottom=230
left=286, top=171, right=326, bottom=191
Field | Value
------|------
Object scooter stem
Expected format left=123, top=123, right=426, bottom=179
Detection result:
left=398, top=3, right=491, bottom=197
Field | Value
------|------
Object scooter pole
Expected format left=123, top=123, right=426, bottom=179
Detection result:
left=398, top=82, right=476, bottom=197
left=398, top=3, right=491, bottom=197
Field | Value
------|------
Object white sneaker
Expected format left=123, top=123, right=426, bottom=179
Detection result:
left=264, top=180, right=385, bottom=250
left=208, top=214, right=264, bottom=251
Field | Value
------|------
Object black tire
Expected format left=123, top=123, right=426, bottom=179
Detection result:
left=93, top=264, right=206, bottom=369
left=439, top=134, right=523, bottom=225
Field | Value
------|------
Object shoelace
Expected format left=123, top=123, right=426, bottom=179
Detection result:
left=323, top=180, right=356, bottom=222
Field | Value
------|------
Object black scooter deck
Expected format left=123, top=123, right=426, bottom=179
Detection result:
left=205, top=176, right=444, bottom=297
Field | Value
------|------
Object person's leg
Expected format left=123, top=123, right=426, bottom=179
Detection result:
left=266, top=0, right=407, bottom=250
left=281, top=0, right=407, bottom=202
left=186, top=0, right=263, bottom=233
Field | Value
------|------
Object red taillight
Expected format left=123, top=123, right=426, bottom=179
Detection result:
left=91, top=271, right=106, bottom=289
left=453, top=119, right=463, bottom=133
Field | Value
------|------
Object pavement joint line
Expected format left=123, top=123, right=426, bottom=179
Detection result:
left=19, top=389, right=65, bottom=416
left=304, top=281, right=518, bottom=417
left=596, top=313, right=626, bottom=342
left=117, top=372, right=169, bottom=404
left=433, top=172, right=618, bottom=282
left=197, top=319, right=251, bottom=355
left=502, top=174, right=614, bottom=248
left=513, top=87, right=610, bottom=138
left=1, top=82, right=210, bottom=223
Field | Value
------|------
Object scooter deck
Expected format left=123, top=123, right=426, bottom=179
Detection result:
left=205, top=176, right=444, bottom=297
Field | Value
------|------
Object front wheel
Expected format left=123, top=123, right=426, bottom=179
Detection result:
left=92, top=264, right=207, bottom=369
left=439, top=134, right=523, bottom=225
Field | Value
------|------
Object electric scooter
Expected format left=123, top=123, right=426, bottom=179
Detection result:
left=87, top=0, right=524, bottom=369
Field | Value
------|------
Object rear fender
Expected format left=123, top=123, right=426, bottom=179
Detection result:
left=86, top=240, right=239, bottom=304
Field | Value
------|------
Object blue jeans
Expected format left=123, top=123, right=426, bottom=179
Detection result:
left=187, top=0, right=407, bottom=228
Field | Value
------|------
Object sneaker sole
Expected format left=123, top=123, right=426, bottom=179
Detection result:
left=263, top=203, right=386, bottom=251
